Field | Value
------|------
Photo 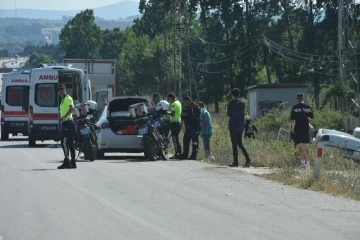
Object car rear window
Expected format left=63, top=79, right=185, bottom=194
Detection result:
left=35, top=83, right=58, bottom=107
left=6, top=86, right=27, bottom=106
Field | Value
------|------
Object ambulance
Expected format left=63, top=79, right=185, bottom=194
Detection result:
left=28, top=63, right=112, bottom=147
left=1, top=69, right=31, bottom=140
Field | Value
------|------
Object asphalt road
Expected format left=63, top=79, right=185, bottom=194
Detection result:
left=0, top=136, right=359, bottom=240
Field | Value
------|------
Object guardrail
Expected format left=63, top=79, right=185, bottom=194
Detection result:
left=0, top=68, right=13, bottom=73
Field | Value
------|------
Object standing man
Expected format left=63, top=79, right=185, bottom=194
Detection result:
left=148, top=92, right=161, bottom=112
left=58, top=83, right=77, bottom=169
left=290, top=92, right=314, bottom=169
left=167, top=92, right=182, bottom=159
left=227, top=88, right=252, bottom=167
left=199, top=102, right=213, bottom=158
left=181, top=96, right=201, bottom=160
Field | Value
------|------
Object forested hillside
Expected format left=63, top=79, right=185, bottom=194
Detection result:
left=19, top=1, right=360, bottom=113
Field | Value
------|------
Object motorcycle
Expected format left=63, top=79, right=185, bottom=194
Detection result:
left=73, top=102, right=97, bottom=161
left=134, top=109, right=171, bottom=161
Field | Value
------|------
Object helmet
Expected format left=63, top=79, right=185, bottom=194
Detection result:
left=85, top=100, right=97, bottom=111
left=156, top=100, right=170, bottom=111
left=245, top=115, right=250, bottom=121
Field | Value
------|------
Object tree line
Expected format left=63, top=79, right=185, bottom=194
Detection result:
left=22, top=1, right=360, bottom=113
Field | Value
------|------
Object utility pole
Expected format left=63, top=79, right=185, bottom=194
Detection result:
left=177, top=0, right=182, bottom=99
left=260, top=24, right=271, bottom=84
left=338, top=0, right=359, bottom=128
left=15, top=1, right=17, bottom=18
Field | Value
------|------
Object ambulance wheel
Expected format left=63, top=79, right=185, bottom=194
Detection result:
left=29, top=137, right=36, bottom=147
left=1, top=130, right=8, bottom=140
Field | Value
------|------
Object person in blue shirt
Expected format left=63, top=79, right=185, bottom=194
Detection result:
left=227, top=88, right=252, bottom=167
left=198, top=102, right=213, bottom=158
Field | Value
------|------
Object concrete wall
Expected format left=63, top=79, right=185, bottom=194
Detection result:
left=248, top=87, right=309, bottom=118
left=249, top=91, right=257, bottom=118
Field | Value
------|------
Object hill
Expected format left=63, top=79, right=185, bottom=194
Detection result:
left=0, top=1, right=140, bottom=20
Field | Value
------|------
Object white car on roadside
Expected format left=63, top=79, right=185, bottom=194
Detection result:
left=94, top=96, right=149, bottom=158
left=313, top=128, right=360, bottom=160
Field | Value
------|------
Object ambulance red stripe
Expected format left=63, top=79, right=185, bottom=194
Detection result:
left=33, top=113, right=58, bottom=120
left=3, top=111, right=28, bottom=117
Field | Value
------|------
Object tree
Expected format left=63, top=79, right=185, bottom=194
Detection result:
left=59, top=9, right=103, bottom=58
left=99, top=28, right=126, bottom=59
left=25, top=52, right=54, bottom=68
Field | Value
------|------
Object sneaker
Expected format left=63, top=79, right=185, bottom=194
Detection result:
left=299, top=163, right=306, bottom=169
left=229, top=162, right=238, bottom=167
left=244, top=159, right=252, bottom=168
left=170, top=154, right=182, bottom=160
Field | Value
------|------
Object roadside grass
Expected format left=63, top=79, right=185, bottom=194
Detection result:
left=169, top=104, right=360, bottom=201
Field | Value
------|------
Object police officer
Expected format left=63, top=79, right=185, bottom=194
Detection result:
left=181, top=96, right=201, bottom=160
left=167, top=92, right=182, bottom=159
left=57, top=83, right=77, bottom=169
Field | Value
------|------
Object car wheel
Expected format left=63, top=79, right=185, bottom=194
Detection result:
left=29, top=136, right=36, bottom=147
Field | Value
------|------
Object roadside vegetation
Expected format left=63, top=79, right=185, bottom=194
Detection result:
left=170, top=103, right=360, bottom=201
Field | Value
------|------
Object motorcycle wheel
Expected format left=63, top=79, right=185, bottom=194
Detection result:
left=82, top=141, right=89, bottom=160
left=143, top=136, right=157, bottom=161
left=84, top=136, right=95, bottom=161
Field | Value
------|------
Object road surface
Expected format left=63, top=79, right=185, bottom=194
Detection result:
left=0, top=137, right=359, bottom=240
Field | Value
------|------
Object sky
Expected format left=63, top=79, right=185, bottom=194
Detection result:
left=1, top=0, right=139, bottom=10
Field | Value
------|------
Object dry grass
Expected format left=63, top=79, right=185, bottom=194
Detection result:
left=168, top=107, right=360, bottom=201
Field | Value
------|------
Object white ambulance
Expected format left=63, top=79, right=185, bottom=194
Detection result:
left=28, top=63, right=112, bottom=147
left=1, top=69, right=31, bottom=140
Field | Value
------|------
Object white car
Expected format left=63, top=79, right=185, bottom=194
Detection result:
left=94, top=96, right=148, bottom=158
left=314, top=128, right=360, bottom=160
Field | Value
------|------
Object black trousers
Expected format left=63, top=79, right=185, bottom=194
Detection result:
left=230, top=130, right=250, bottom=164
left=170, top=122, right=182, bottom=155
left=61, top=120, right=76, bottom=160
left=183, top=126, right=200, bottom=158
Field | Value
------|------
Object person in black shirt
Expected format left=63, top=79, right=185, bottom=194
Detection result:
left=227, top=88, right=252, bottom=167
left=290, top=93, right=314, bottom=169
left=181, top=96, right=201, bottom=160
left=244, top=115, right=258, bottom=139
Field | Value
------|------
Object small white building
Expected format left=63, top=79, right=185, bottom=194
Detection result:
left=246, top=83, right=309, bottom=119
left=63, top=58, right=116, bottom=95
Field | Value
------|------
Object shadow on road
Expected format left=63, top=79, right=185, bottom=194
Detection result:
left=80, top=155, right=146, bottom=161
left=106, top=159, right=151, bottom=163
left=20, top=168, right=58, bottom=171
left=0, top=144, right=50, bottom=148
left=0, top=138, right=28, bottom=142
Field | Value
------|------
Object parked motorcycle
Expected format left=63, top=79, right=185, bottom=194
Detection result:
left=73, top=101, right=98, bottom=161
left=132, top=102, right=171, bottom=161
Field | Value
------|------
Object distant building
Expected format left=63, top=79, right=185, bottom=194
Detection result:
left=246, top=83, right=309, bottom=119
left=8, top=46, right=24, bottom=57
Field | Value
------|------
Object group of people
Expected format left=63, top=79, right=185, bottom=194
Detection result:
left=56, top=82, right=313, bottom=170
left=150, top=88, right=255, bottom=167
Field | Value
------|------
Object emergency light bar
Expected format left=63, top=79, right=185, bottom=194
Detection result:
left=12, top=68, right=33, bottom=73
left=40, top=63, right=73, bottom=68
